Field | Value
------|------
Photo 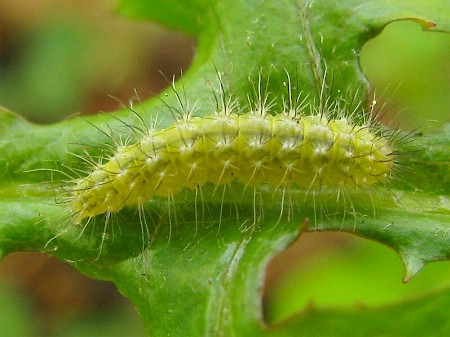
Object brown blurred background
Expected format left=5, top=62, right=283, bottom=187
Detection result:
left=0, top=0, right=195, bottom=123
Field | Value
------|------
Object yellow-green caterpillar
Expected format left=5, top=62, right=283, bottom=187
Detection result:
left=70, top=99, right=394, bottom=223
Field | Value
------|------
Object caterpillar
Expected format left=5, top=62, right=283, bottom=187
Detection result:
left=68, top=82, right=395, bottom=225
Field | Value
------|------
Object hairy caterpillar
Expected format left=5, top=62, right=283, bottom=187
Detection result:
left=68, top=80, right=395, bottom=225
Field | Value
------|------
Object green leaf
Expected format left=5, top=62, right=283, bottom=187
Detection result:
left=1, top=0, right=449, bottom=336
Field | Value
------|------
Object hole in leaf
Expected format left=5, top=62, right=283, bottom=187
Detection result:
left=263, top=232, right=450, bottom=325
left=360, top=21, right=450, bottom=132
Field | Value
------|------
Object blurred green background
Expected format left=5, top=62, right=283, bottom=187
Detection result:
left=0, top=0, right=449, bottom=335
left=0, top=0, right=194, bottom=123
